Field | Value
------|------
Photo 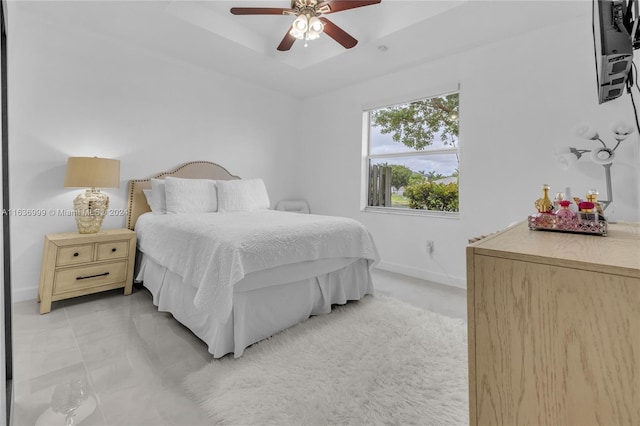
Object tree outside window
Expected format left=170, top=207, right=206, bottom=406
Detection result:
left=366, top=92, right=459, bottom=213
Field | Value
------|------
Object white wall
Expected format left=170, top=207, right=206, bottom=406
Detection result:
left=9, top=8, right=301, bottom=301
left=295, top=15, right=640, bottom=287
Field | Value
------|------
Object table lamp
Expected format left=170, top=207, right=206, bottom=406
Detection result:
left=64, top=157, right=120, bottom=234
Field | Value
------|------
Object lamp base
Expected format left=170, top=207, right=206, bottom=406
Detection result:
left=73, top=190, right=109, bottom=234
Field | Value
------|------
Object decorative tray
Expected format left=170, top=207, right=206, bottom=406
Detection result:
left=528, top=213, right=608, bottom=236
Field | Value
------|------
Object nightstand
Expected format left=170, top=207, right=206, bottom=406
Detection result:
left=38, top=229, right=136, bottom=314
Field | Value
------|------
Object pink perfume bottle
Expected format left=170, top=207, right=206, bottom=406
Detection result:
left=555, top=200, right=576, bottom=228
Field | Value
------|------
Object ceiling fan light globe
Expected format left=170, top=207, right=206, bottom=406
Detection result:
left=308, top=16, right=324, bottom=34
left=292, top=15, right=308, bottom=31
left=289, top=27, right=305, bottom=39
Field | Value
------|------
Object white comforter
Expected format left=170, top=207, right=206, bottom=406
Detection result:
left=135, top=210, right=379, bottom=322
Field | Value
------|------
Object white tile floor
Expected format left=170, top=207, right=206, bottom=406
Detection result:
left=11, top=269, right=467, bottom=426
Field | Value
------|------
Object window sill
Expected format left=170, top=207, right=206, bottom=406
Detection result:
left=362, top=206, right=460, bottom=219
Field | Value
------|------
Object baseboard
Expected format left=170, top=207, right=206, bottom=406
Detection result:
left=374, top=261, right=466, bottom=289
left=12, top=287, right=37, bottom=303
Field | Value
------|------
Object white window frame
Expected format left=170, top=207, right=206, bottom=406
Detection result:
left=361, top=90, right=460, bottom=218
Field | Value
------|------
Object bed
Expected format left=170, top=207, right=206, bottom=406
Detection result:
left=126, top=161, right=379, bottom=358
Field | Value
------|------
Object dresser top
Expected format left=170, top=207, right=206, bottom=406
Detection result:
left=469, top=221, right=640, bottom=277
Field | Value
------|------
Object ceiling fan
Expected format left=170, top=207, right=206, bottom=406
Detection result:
left=230, top=0, right=382, bottom=51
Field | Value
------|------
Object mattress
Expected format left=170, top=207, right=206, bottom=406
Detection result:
left=135, top=210, right=379, bottom=322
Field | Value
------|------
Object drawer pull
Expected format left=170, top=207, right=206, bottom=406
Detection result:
left=76, top=272, right=110, bottom=280
left=73, top=252, right=79, bottom=257
left=111, top=248, right=117, bottom=252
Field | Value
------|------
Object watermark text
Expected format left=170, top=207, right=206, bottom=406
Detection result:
left=2, top=208, right=128, bottom=217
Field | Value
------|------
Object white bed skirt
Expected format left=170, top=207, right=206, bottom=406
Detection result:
left=136, top=256, right=374, bottom=358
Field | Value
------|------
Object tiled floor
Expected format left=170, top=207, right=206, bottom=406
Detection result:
left=372, top=268, right=467, bottom=320
left=11, top=269, right=467, bottom=426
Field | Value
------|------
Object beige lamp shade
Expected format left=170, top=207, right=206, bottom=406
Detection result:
left=64, top=157, right=120, bottom=189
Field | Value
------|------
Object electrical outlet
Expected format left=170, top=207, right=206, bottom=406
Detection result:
left=426, top=240, right=434, bottom=253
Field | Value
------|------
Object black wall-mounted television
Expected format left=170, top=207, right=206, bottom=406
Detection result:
left=594, top=0, right=635, bottom=103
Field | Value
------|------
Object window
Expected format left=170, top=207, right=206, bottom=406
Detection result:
left=364, top=91, right=459, bottom=214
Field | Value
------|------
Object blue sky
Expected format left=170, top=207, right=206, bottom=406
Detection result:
left=369, top=124, right=459, bottom=176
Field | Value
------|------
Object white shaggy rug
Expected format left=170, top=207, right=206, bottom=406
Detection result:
left=184, top=295, right=468, bottom=425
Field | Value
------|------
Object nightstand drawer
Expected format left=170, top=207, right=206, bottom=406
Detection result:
left=96, top=240, right=129, bottom=261
left=53, top=261, right=128, bottom=294
left=57, top=244, right=94, bottom=266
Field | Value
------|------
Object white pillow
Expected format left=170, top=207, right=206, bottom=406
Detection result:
left=164, top=177, right=218, bottom=214
left=217, top=179, right=270, bottom=212
left=149, top=179, right=167, bottom=214
left=142, top=189, right=153, bottom=208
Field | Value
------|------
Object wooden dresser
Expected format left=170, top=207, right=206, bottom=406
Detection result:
left=466, top=221, right=639, bottom=425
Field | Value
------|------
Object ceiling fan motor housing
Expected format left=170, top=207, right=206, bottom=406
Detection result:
left=289, top=0, right=330, bottom=17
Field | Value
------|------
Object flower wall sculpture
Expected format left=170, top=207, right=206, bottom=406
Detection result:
left=554, top=121, right=635, bottom=211
left=555, top=122, right=634, bottom=169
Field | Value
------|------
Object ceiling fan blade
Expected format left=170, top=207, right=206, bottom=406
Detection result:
left=319, top=17, right=358, bottom=49
left=317, top=0, right=381, bottom=14
left=230, top=7, right=293, bottom=15
left=277, top=31, right=297, bottom=51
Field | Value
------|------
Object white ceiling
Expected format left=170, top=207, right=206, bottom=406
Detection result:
left=16, top=0, right=590, bottom=99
